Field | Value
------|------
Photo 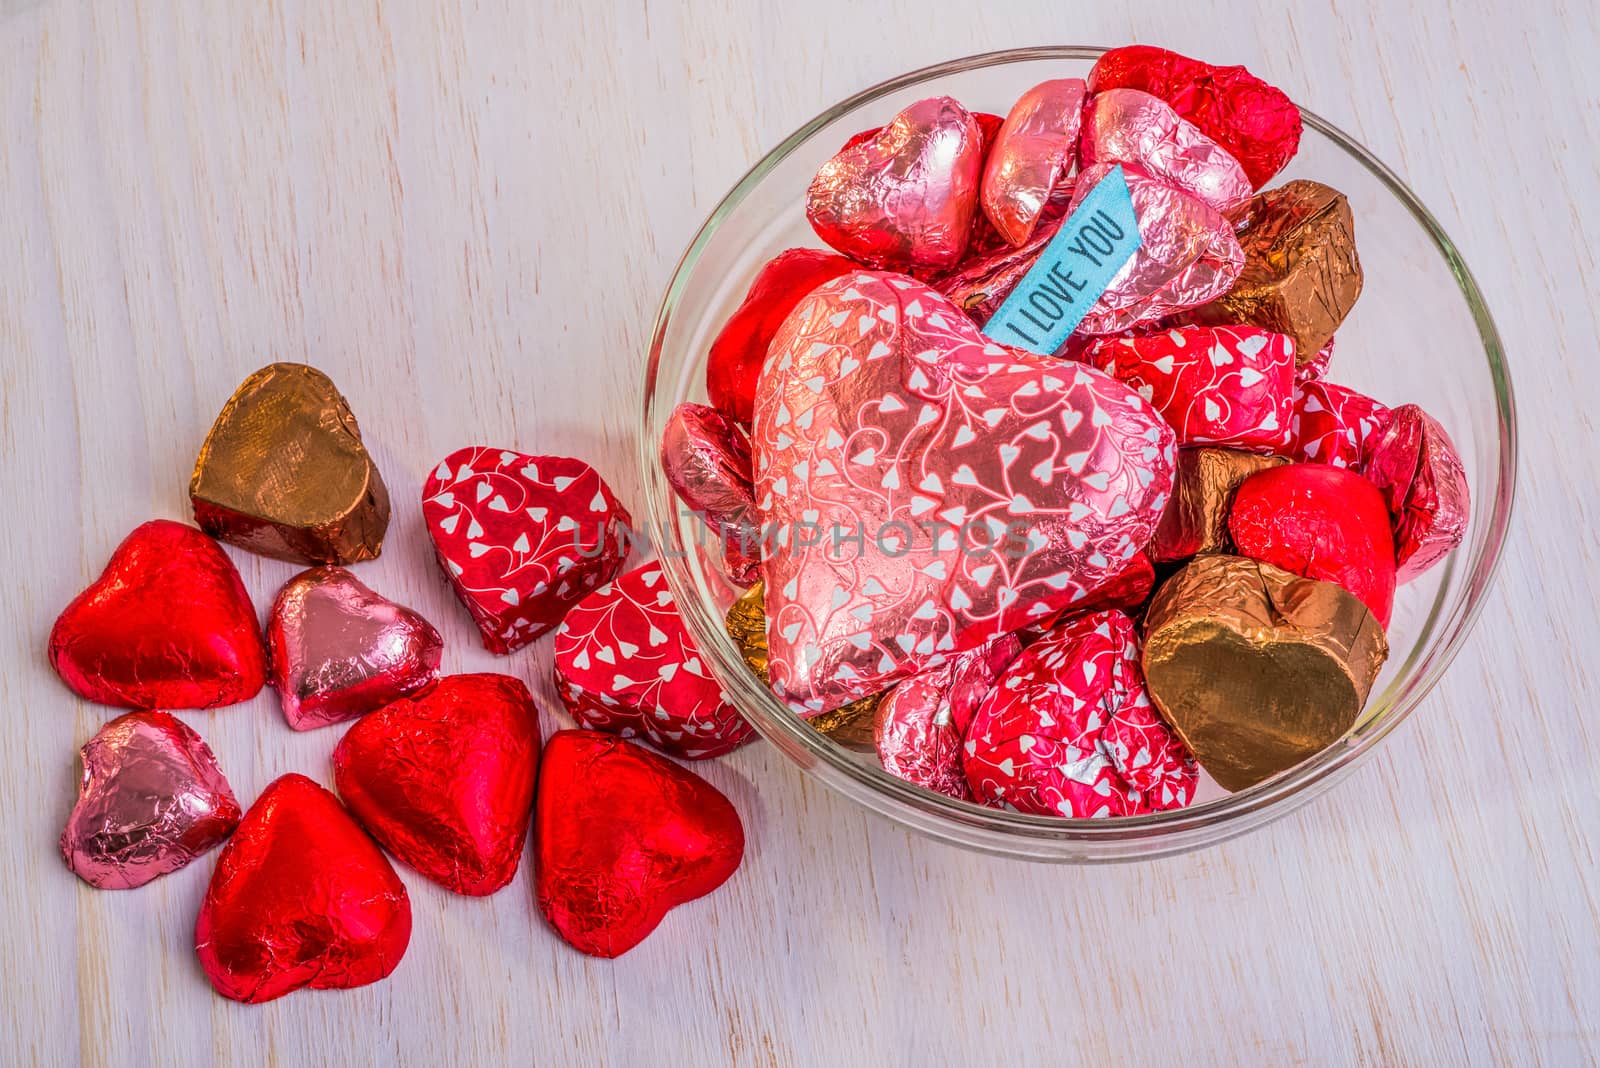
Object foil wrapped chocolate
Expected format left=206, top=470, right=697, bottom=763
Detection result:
left=49, top=520, right=268, bottom=710
left=555, top=563, right=754, bottom=759
left=930, top=188, right=1075, bottom=325
left=751, top=272, right=1176, bottom=713
left=195, top=774, right=412, bottom=1003
left=1079, top=88, right=1253, bottom=216
left=807, top=96, right=985, bottom=270
left=191, top=363, right=391, bottom=564
left=1229, top=463, right=1397, bottom=626
left=267, top=567, right=443, bottom=731
left=980, top=78, right=1086, bottom=246
left=1363, top=404, right=1470, bottom=583
left=1148, top=447, right=1286, bottom=563
left=334, top=674, right=542, bottom=896
left=61, top=711, right=241, bottom=890
left=1087, top=45, right=1303, bottom=189
left=1142, top=554, right=1388, bottom=792
left=660, top=403, right=761, bottom=585
left=1288, top=379, right=1390, bottom=469
left=963, top=610, right=1196, bottom=817
left=1186, top=181, right=1362, bottom=362
left=1070, top=162, right=1244, bottom=335
left=873, top=634, right=1021, bottom=800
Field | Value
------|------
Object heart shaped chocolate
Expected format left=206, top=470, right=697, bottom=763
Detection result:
left=267, top=566, right=443, bottom=730
left=806, top=96, right=985, bottom=270
left=535, top=731, right=744, bottom=958
left=49, top=520, right=268, bottom=709
left=195, top=774, right=411, bottom=1003
left=752, top=272, right=1176, bottom=713
left=423, top=447, right=632, bottom=653
left=333, top=674, right=542, bottom=896
left=191, top=363, right=391, bottom=564
left=60, top=711, right=241, bottom=889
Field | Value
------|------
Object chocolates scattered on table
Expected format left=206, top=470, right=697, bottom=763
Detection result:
left=669, top=43, right=1470, bottom=816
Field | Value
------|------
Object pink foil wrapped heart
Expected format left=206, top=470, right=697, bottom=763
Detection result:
left=1079, top=88, right=1253, bottom=216
left=963, top=609, right=1196, bottom=818
left=423, top=447, right=631, bottom=653
left=1288, top=379, right=1389, bottom=468
left=752, top=272, right=1176, bottom=713
left=980, top=78, right=1087, bottom=247
left=553, top=562, right=754, bottom=759
left=807, top=96, right=985, bottom=271
left=61, top=711, right=241, bottom=889
left=1071, top=162, right=1244, bottom=335
left=660, top=403, right=761, bottom=585
left=874, top=634, right=1022, bottom=800
left=267, top=567, right=443, bottom=730
left=1081, top=325, right=1296, bottom=450
left=1362, top=403, right=1470, bottom=582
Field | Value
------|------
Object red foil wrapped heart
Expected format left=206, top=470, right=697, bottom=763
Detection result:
left=267, top=567, right=442, bottom=730
left=874, top=634, right=1022, bottom=800
left=1229, top=463, right=1398, bottom=626
left=534, top=731, right=744, bottom=958
left=753, top=272, right=1176, bottom=713
left=1079, top=88, right=1253, bottom=216
left=333, top=674, right=542, bottom=895
left=1088, top=45, right=1303, bottom=189
left=706, top=249, right=857, bottom=425
left=1288, top=379, right=1389, bottom=468
left=963, top=609, right=1196, bottom=817
left=60, top=711, right=240, bottom=890
left=807, top=97, right=985, bottom=270
left=423, top=447, right=631, bottom=653
left=49, top=520, right=267, bottom=710
left=1362, top=404, right=1471, bottom=583
left=554, top=562, right=753, bottom=759
left=980, top=78, right=1086, bottom=246
left=195, top=774, right=411, bottom=1003
left=1082, top=325, right=1295, bottom=450
left=1070, top=162, right=1244, bottom=335
left=660, top=403, right=761, bottom=585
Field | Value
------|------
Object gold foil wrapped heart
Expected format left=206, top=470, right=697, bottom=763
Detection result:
left=191, top=364, right=391, bottom=564
left=1142, top=554, right=1387, bottom=792
left=1148, top=448, right=1286, bottom=563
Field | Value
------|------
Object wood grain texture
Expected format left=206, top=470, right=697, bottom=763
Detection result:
left=2, top=1, right=1597, bottom=1064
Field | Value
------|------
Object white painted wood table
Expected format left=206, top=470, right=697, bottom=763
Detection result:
left=2, top=2, right=1596, bottom=1064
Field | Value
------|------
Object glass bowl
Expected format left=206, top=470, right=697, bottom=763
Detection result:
left=640, top=46, right=1516, bottom=862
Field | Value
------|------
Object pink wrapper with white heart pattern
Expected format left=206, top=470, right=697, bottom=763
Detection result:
left=752, top=271, right=1176, bottom=714
left=423, top=447, right=631, bottom=653
left=1081, top=325, right=1295, bottom=451
left=963, top=609, right=1196, bottom=818
left=554, top=563, right=753, bottom=759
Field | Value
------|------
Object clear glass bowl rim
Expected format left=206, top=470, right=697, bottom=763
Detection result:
left=641, top=45, right=1518, bottom=861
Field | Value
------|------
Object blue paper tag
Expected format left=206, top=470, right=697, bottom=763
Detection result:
left=981, top=164, right=1143, bottom=355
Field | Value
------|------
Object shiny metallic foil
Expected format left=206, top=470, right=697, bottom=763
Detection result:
left=806, top=96, right=985, bottom=270
left=191, top=363, right=391, bottom=564
left=60, top=711, right=241, bottom=890
left=1142, top=554, right=1388, bottom=792
left=660, top=403, right=761, bottom=585
left=932, top=187, right=1075, bottom=325
left=980, top=78, right=1086, bottom=246
left=1071, top=162, right=1244, bottom=335
left=334, top=674, right=542, bottom=896
left=1080, top=88, right=1253, bottom=216
left=1362, top=404, right=1470, bottom=583
left=267, top=567, right=443, bottom=731
left=1148, top=447, right=1286, bottom=563
left=1186, top=180, right=1362, bottom=362
left=195, top=774, right=412, bottom=1003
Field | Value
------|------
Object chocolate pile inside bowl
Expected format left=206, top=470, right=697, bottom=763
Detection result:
left=663, top=44, right=1471, bottom=816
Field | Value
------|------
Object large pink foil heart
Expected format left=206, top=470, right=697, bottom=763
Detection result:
left=806, top=96, right=985, bottom=271
left=752, top=272, right=1177, bottom=713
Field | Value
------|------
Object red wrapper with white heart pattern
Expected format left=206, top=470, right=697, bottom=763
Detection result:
left=554, top=562, right=754, bottom=760
left=752, top=271, right=1176, bottom=714
left=1287, top=379, right=1389, bottom=469
left=1081, top=325, right=1295, bottom=450
left=963, top=609, right=1196, bottom=818
left=423, top=447, right=631, bottom=653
